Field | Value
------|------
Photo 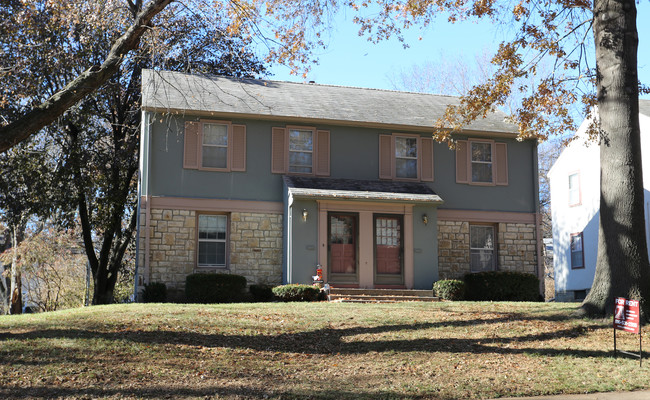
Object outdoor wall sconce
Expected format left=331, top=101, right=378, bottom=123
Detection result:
left=422, top=214, right=429, bottom=225
left=302, top=209, right=309, bottom=222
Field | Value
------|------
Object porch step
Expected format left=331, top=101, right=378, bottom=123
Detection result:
left=328, top=288, right=439, bottom=303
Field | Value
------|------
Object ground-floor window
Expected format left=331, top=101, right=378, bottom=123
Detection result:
left=198, top=214, right=228, bottom=267
left=470, top=224, right=496, bottom=272
left=570, top=232, right=584, bottom=269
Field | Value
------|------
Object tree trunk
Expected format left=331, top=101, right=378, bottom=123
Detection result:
left=9, top=227, right=22, bottom=314
left=582, top=0, right=650, bottom=320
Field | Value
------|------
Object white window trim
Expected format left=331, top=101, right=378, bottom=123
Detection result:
left=196, top=213, right=229, bottom=269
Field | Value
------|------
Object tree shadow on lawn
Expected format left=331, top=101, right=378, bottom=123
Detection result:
left=0, top=383, right=458, bottom=400
left=0, top=313, right=611, bottom=364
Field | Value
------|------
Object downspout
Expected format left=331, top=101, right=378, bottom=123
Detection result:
left=133, top=110, right=149, bottom=301
left=533, top=140, right=544, bottom=297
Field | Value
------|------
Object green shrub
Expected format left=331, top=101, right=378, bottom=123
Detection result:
left=464, top=271, right=539, bottom=301
left=142, top=282, right=167, bottom=303
left=185, top=273, right=247, bottom=303
left=433, top=279, right=465, bottom=301
left=271, top=284, right=321, bottom=302
left=249, top=284, right=274, bottom=302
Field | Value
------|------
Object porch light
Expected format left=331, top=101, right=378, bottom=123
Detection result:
left=302, top=209, right=309, bottom=222
left=422, top=214, right=428, bottom=225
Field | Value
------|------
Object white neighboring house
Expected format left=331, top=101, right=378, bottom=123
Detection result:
left=549, top=100, right=650, bottom=302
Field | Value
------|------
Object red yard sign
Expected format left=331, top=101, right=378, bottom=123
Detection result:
left=614, top=297, right=640, bottom=334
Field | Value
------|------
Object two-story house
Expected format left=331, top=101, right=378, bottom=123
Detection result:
left=549, top=100, right=650, bottom=302
left=136, top=70, right=542, bottom=300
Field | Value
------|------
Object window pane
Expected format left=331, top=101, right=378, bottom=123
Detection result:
left=471, top=250, right=495, bottom=272
left=289, top=130, right=313, bottom=151
left=470, top=225, right=495, bottom=272
left=395, top=159, right=417, bottom=178
left=203, top=124, right=228, bottom=146
left=199, top=215, right=227, bottom=238
left=202, top=146, right=227, bottom=168
left=472, top=163, right=493, bottom=183
left=571, top=235, right=582, bottom=252
left=289, top=151, right=313, bottom=173
left=471, top=142, right=492, bottom=162
left=571, top=251, right=583, bottom=268
left=395, top=137, right=417, bottom=158
left=199, top=242, right=217, bottom=265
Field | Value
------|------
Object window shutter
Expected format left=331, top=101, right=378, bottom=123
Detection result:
left=495, top=142, right=508, bottom=185
left=315, top=130, right=330, bottom=176
left=183, top=121, right=200, bottom=169
left=455, top=140, right=469, bottom=183
left=231, top=124, right=246, bottom=172
left=420, top=137, right=434, bottom=182
left=271, top=127, right=287, bottom=174
left=379, top=135, right=393, bottom=179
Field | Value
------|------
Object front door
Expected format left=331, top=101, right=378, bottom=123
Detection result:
left=328, top=213, right=358, bottom=284
left=374, top=215, right=404, bottom=285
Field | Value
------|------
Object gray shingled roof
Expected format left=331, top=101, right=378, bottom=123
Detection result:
left=284, top=176, right=444, bottom=204
left=142, top=69, right=517, bottom=134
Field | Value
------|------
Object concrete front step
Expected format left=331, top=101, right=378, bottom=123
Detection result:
left=327, top=288, right=438, bottom=303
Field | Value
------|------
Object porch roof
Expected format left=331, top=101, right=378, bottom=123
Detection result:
left=284, top=176, right=444, bottom=204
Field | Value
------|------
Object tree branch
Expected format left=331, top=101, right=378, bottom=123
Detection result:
left=0, top=0, right=174, bottom=153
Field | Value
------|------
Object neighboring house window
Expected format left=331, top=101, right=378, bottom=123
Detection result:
left=395, top=136, right=418, bottom=179
left=568, top=172, right=581, bottom=206
left=379, top=133, right=434, bottom=181
left=570, top=232, right=584, bottom=269
left=289, top=128, right=313, bottom=174
left=470, top=224, right=496, bottom=272
left=198, top=214, right=228, bottom=267
left=183, top=120, right=246, bottom=172
left=271, top=126, right=330, bottom=176
left=455, top=139, right=508, bottom=185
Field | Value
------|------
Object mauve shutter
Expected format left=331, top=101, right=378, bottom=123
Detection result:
left=231, top=124, right=246, bottom=172
left=183, top=121, right=200, bottom=169
left=271, top=127, right=287, bottom=174
left=379, top=135, right=393, bottom=179
left=420, top=137, right=434, bottom=182
left=495, top=142, right=508, bottom=185
left=455, top=140, right=469, bottom=183
left=315, top=130, right=330, bottom=176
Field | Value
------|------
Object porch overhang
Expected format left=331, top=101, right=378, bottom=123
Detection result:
left=283, top=176, right=444, bottom=205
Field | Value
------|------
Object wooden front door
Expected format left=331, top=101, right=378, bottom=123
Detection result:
left=328, top=213, right=358, bottom=283
left=374, top=215, right=404, bottom=285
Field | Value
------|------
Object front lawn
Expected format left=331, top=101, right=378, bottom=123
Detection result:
left=0, top=301, right=646, bottom=399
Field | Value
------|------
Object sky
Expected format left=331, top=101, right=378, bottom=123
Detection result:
left=267, top=4, right=650, bottom=99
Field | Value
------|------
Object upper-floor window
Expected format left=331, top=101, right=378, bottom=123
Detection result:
left=202, top=123, right=228, bottom=169
left=570, top=232, right=584, bottom=269
left=271, top=126, right=330, bottom=176
left=289, top=128, right=314, bottom=174
left=568, top=172, right=581, bottom=206
left=379, top=133, right=434, bottom=182
left=471, top=141, right=493, bottom=183
left=455, top=139, right=508, bottom=186
left=183, top=120, right=246, bottom=172
left=198, top=214, right=228, bottom=268
left=395, top=136, right=418, bottom=179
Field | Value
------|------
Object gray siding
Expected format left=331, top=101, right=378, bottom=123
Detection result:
left=147, top=114, right=537, bottom=213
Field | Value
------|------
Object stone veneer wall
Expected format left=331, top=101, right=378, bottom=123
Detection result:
left=437, top=221, right=538, bottom=280
left=138, top=208, right=283, bottom=300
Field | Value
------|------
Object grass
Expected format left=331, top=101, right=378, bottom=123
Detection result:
left=0, top=301, right=648, bottom=399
